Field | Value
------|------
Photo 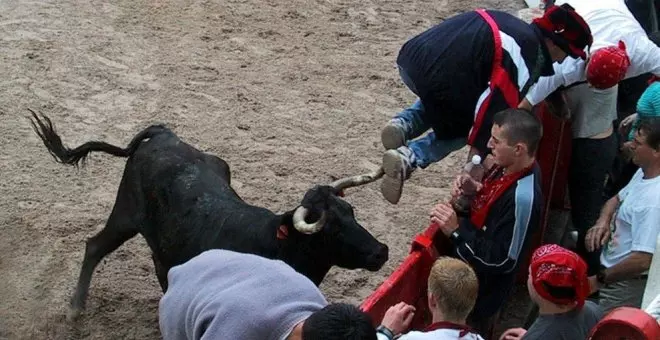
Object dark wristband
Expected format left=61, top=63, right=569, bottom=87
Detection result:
left=376, top=325, right=394, bottom=339
left=597, top=268, right=607, bottom=285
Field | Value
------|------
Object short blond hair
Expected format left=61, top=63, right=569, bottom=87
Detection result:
left=428, top=257, right=479, bottom=321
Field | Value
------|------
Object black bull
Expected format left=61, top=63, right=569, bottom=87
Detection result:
left=29, top=111, right=388, bottom=320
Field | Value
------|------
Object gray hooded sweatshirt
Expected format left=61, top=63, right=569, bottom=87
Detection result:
left=158, top=249, right=328, bottom=340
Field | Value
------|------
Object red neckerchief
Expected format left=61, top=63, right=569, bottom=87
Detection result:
left=649, top=75, right=660, bottom=84
left=469, top=164, right=534, bottom=229
left=424, top=321, right=474, bottom=337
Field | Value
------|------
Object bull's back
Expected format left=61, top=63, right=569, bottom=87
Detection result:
left=131, top=132, right=233, bottom=194
left=125, top=132, right=275, bottom=265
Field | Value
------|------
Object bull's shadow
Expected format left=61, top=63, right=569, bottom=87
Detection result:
left=28, top=109, right=388, bottom=321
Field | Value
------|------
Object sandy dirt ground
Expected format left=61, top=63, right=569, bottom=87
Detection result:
left=0, top=0, right=529, bottom=339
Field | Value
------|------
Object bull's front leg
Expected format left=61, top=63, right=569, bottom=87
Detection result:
left=152, top=253, right=168, bottom=293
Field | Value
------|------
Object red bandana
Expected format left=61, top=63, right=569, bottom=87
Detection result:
left=469, top=164, right=534, bottom=229
left=530, top=244, right=589, bottom=308
left=586, top=40, right=631, bottom=89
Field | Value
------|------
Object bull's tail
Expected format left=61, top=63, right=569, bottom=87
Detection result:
left=28, top=109, right=169, bottom=166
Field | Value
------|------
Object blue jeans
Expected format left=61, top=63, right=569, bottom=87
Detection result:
left=394, top=100, right=467, bottom=168
left=395, top=66, right=467, bottom=168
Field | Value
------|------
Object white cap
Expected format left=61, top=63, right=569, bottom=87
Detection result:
left=471, top=155, right=482, bottom=165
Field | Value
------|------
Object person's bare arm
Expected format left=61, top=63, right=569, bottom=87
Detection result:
left=585, top=195, right=620, bottom=252
left=601, top=252, right=653, bottom=283
left=596, top=194, right=619, bottom=226
left=590, top=251, right=653, bottom=293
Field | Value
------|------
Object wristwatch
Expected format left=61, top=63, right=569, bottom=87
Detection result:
left=596, top=268, right=607, bottom=285
left=376, top=325, right=394, bottom=340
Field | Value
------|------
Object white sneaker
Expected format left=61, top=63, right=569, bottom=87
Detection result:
left=380, top=148, right=413, bottom=204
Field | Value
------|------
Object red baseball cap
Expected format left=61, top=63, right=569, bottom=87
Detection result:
left=533, top=4, right=593, bottom=60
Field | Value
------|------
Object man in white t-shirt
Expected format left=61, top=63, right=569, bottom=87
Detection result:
left=585, top=117, right=660, bottom=312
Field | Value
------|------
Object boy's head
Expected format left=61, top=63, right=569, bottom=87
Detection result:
left=302, top=303, right=376, bottom=340
left=527, top=244, right=589, bottom=308
left=427, top=257, right=479, bottom=322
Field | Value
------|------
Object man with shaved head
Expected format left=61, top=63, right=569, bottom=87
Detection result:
left=429, top=108, right=544, bottom=335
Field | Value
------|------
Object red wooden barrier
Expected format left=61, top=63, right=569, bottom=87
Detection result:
left=360, top=223, right=450, bottom=330
left=589, top=307, right=660, bottom=340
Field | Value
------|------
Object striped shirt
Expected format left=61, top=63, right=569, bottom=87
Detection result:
left=396, top=9, right=554, bottom=153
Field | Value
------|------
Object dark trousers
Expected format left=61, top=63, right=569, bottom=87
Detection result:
left=625, top=0, right=658, bottom=34
left=604, top=131, right=640, bottom=199
left=569, top=134, right=617, bottom=275
left=611, top=161, right=639, bottom=196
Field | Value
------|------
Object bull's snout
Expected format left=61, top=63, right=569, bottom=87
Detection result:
left=365, top=243, right=389, bottom=271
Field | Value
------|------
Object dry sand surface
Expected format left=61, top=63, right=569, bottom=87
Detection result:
left=0, top=0, right=529, bottom=339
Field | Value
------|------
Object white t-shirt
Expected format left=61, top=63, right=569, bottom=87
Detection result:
left=601, top=169, right=660, bottom=268
left=645, top=293, right=660, bottom=322
left=526, top=0, right=660, bottom=106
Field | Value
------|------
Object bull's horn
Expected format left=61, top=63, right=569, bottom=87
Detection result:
left=330, top=167, right=385, bottom=192
left=292, top=206, right=326, bottom=234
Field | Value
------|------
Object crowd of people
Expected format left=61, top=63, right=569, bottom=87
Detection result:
left=156, top=1, right=660, bottom=339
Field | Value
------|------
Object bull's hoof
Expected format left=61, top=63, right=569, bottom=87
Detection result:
left=66, top=307, right=83, bottom=322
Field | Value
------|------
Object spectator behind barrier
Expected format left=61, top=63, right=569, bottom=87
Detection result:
left=520, top=0, right=660, bottom=277
left=375, top=257, right=484, bottom=340
left=586, top=117, right=660, bottom=312
left=429, top=108, right=543, bottom=335
left=609, top=76, right=660, bottom=197
left=620, top=79, right=660, bottom=147
left=500, top=244, right=604, bottom=340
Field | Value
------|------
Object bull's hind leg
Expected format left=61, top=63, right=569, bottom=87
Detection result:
left=68, top=207, right=138, bottom=321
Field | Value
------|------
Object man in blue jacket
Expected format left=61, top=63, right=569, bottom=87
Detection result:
left=430, top=109, right=544, bottom=335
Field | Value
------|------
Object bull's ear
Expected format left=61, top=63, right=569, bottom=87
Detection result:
left=336, top=189, right=345, bottom=197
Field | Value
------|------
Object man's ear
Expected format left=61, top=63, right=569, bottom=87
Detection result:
left=514, top=143, right=526, bottom=157
left=428, top=292, right=437, bottom=309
